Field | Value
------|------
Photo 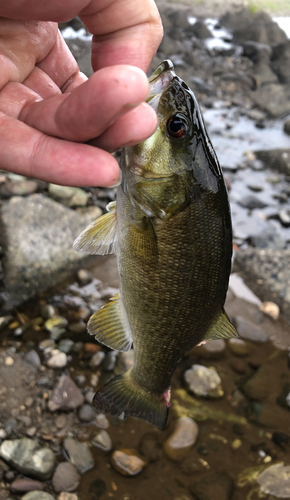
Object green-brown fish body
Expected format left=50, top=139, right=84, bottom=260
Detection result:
left=74, top=60, right=238, bottom=429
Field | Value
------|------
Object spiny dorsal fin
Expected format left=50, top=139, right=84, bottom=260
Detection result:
left=204, top=308, right=238, bottom=341
left=73, top=201, right=117, bottom=255
left=88, top=293, right=133, bottom=352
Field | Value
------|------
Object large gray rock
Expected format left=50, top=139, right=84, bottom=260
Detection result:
left=48, top=375, right=84, bottom=412
left=63, top=438, right=94, bottom=473
left=235, top=248, right=290, bottom=324
left=1, top=194, right=98, bottom=310
left=250, top=84, right=290, bottom=118
left=0, top=438, right=55, bottom=480
left=254, top=149, right=290, bottom=175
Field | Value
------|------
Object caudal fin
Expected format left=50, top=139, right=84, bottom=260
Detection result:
left=92, top=370, right=169, bottom=429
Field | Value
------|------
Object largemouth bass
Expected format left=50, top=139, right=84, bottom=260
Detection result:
left=74, top=60, right=238, bottom=429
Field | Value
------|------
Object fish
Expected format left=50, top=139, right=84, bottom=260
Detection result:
left=73, top=59, right=238, bottom=429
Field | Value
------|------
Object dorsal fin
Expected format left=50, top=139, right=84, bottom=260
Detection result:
left=203, top=308, right=238, bottom=341
left=88, top=293, right=133, bottom=352
left=73, top=201, right=117, bottom=255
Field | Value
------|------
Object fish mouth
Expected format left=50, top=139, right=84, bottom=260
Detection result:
left=146, top=59, right=175, bottom=112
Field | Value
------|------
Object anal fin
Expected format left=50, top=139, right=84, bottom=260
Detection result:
left=88, top=293, right=132, bottom=352
left=73, top=201, right=117, bottom=255
left=204, top=308, right=238, bottom=341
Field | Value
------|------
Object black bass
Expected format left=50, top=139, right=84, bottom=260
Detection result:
left=74, top=60, right=238, bottom=429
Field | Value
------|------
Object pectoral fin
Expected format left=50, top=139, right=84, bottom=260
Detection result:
left=73, top=202, right=117, bottom=255
left=204, top=308, right=238, bottom=341
left=88, top=294, right=133, bottom=352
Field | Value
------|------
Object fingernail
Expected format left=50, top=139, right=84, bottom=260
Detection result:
left=109, top=167, right=122, bottom=188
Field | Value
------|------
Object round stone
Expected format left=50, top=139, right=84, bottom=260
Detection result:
left=184, top=364, right=224, bottom=398
left=52, top=462, right=80, bottom=493
left=4, top=356, right=14, bottom=366
left=228, top=338, right=249, bottom=356
left=78, top=404, right=96, bottom=423
left=260, top=301, right=280, bottom=320
left=92, top=430, right=112, bottom=452
left=111, top=450, right=145, bottom=476
left=47, top=351, right=67, bottom=369
left=163, top=417, right=199, bottom=461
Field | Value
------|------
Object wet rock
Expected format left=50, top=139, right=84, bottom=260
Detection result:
left=22, top=493, right=54, bottom=500
left=58, top=339, right=74, bottom=354
left=257, top=464, right=290, bottom=498
left=278, top=210, right=290, bottom=227
left=92, top=430, right=112, bottom=452
left=55, top=415, right=67, bottom=429
left=68, top=321, right=86, bottom=334
left=1, top=194, right=98, bottom=310
left=234, top=316, right=268, bottom=343
left=48, top=185, right=89, bottom=207
left=89, top=351, right=105, bottom=368
left=229, top=359, right=247, bottom=374
left=0, top=438, right=55, bottom=480
left=78, top=404, right=96, bottom=423
left=0, top=180, right=38, bottom=198
left=9, top=478, right=45, bottom=493
left=271, top=40, right=290, bottom=84
left=249, top=227, right=285, bottom=250
left=163, top=417, right=199, bottom=461
left=184, top=365, right=224, bottom=398
left=48, top=375, right=84, bottom=411
left=250, top=84, right=290, bottom=118
left=242, top=365, right=270, bottom=401
left=111, top=450, right=145, bottom=476
left=45, top=317, right=68, bottom=340
left=95, top=414, right=110, bottom=429
left=189, top=471, right=234, bottom=500
left=115, top=350, right=134, bottom=374
left=228, top=338, right=249, bottom=356
left=228, top=273, right=262, bottom=306
left=242, top=41, right=272, bottom=63
left=76, top=269, right=93, bottom=286
left=194, top=340, right=226, bottom=359
left=63, top=438, right=94, bottom=473
left=52, top=462, right=80, bottom=493
left=235, top=248, right=290, bottom=324
left=189, top=20, right=211, bottom=39
left=260, top=301, right=280, bottom=320
left=284, top=119, right=290, bottom=136
left=23, top=350, right=41, bottom=371
left=250, top=62, right=278, bottom=87
left=255, top=148, right=290, bottom=175
left=58, top=494, right=79, bottom=500
left=47, top=351, right=67, bottom=369
left=238, top=195, right=267, bottom=209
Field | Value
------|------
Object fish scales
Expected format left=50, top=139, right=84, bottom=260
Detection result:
left=74, top=60, right=238, bottom=428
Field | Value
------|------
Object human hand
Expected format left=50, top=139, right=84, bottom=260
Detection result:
left=0, top=0, right=163, bottom=186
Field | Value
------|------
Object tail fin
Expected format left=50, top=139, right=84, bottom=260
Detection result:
left=92, top=370, right=169, bottom=429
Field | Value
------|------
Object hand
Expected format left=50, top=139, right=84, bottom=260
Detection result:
left=0, top=0, right=163, bottom=186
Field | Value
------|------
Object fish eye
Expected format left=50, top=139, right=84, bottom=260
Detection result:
left=167, top=115, right=187, bottom=139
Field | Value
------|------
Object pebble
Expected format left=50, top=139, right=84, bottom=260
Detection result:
left=234, top=316, right=268, bottom=342
left=194, top=340, right=226, bottom=359
left=230, top=358, right=247, bottom=374
left=228, top=338, right=249, bottom=356
left=24, top=350, right=41, bottom=370
left=55, top=415, right=67, bottom=429
left=21, top=493, right=55, bottom=500
left=85, top=390, right=95, bottom=404
left=52, top=462, right=80, bottom=493
left=278, top=210, right=290, bottom=227
left=68, top=321, right=87, bottom=334
left=78, top=404, right=96, bottom=423
left=238, top=195, right=267, bottom=209
left=0, top=438, right=55, bottom=480
left=58, top=339, right=74, bottom=354
left=9, top=478, right=45, bottom=493
left=0, top=180, right=38, bottom=197
left=242, top=365, right=270, bottom=401
left=48, top=184, right=89, bottom=207
left=38, top=339, right=55, bottom=352
left=40, top=304, right=56, bottom=319
left=45, top=317, right=68, bottom=340
left=58, top=494, right=79, bottom=500
left=260, top=301, right=280, bottom=320
left=89, top=351, right=105, bottom=368
left=77, top=269, right=93, bottom=286
left=63, top=438, right=94, bottom=473
left=74, top=375, right=86, bottom=387
left=111, top=450, right=146, bottom=476
left=257, top=464, right=290, bottom=498
left=163, top=417, right=199, bottom=461
left=0, top=315, right=13, bottom=330
left=0, top=428, right=7, bottom=439
left=95, top=413, right=110, bottom=429
left=4, top=357, right=14, bottom=366
left=90, top=374, right=99, bottom=387
left=48, top=375, right=84, bottom=411
left=184, top=365, right=224, bottom=398
left=47, top=351, right=67, bottom=369
left=92, top=430, right=112, bottom=452
left=232, top=439, right=242, bottom=450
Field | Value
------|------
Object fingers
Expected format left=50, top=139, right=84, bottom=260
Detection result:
left=0, top=112, right=120, bottom=187
left=19, top=65, right=154, bottom=143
